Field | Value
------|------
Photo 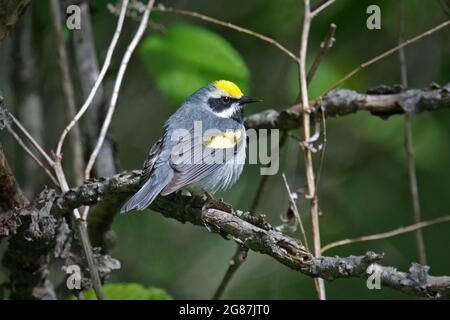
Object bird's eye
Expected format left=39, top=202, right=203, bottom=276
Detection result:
left=221, top=96, right=231, bottom=104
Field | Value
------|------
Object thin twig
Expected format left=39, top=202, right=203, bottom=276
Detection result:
left=398, top=0, right=427, bottom=265
left=115, top=2, right=300, bottom=64
left=326, top=19, right=450, bottom=93
left=6, top=125, right=59, bottom=186
left=73, top=2, right=118, bottom=178
left=281, top=173, right=310, bottom=250
left=311, top=0, right=336, bottom=17
left=212, top=245, right=248, bottom=300
left=52, top=158, right=104, bottom=299
left=50, top=0, right=84, bottom=186
left=48, top=0, right=112, bottom=300
left=306, top=22, right=337, bottom=190
left=321, top=215, right=450, bottom=253
left=314, top=100, right=327, bottom=188
left=298, top=0, right=332, bottom=300
left=307, top=23, right=336, bottom=84
left=55, top=0, right=129, bottom=160
left=8, top=113, right=54, bottom=166
left=84, top=0, right=156, bottom=183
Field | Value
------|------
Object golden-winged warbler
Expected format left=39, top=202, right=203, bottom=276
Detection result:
left=121, top=80, right=260, bottom=213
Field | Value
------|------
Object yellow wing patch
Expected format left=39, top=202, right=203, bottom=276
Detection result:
left=213, top=80, right=243, bottom=98
left=203, top=130, right=242, bottom=149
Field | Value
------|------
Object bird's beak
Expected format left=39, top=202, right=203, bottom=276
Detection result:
left=239, top=96, right=262, bottom=105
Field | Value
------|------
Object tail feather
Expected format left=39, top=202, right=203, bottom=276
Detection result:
left=120, top=167, right=173, bottom=213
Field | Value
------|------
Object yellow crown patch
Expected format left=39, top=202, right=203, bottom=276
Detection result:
left=213, top=80, right=243, bottom=98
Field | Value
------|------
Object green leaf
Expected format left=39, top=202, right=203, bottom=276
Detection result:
left=139, top=23, right=250, bottom=105
left=79, top=283, right=172, bottom=300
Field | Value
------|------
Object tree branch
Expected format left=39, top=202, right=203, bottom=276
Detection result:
left=72, top=1, right=118, bottom=179
left=0, top=144, right=56, bottom=299
left=84, top=0, right=155, bottom=181
left=108, top=1, right=300, bottom=64
left=321, top=215, right=450, bottom=254
left=244, top=83, right=450, bottom=130
left=49, top=0, right=85, bottom=186
left=211, top=133, right=288, bottom=299
left=72, top=1, right=121, bottom=251
left=0, top=146, right=27, bottom=216
left=326, top=19, right=450, bottom=93
left=398, top=0, right=427, bottom=265
left=49, top=170, right=450, bottom=299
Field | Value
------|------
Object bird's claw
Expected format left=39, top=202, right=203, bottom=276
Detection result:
left=201, top=190, right=233, bottom=213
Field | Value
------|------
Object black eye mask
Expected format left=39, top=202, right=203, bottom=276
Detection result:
left=208, top=96, right=240, bottom=113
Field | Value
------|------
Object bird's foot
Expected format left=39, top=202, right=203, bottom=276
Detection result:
left=202, top=189, right=215, bottom=203
left=201, top=190, right=233, bottom=213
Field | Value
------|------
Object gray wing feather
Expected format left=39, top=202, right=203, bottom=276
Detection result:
left=160, top=130, right=240, bottom=195
left=120, top=136, right=172, bottom=213
left=120, top=165, right=173, bottom=213
left=140, top=137, right=163, bottom=185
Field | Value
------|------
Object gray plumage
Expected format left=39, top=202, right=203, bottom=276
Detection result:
left=120, top=82, right=255, bottom=214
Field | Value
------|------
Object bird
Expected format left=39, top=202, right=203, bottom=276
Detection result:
left=120, top=80, right=260, bottom=213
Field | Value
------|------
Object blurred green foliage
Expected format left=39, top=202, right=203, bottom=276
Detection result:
left=78, top=283, right=172, bottom=300
left=139, top=23, right=250, bottom=105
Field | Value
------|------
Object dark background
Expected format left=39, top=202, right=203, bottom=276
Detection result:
left=0, top=0, right=449, bottom=299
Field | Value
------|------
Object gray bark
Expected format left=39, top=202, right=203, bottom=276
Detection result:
left=244, top=83, right=450, bottom=130
left=51, top=170, right=450, bottom=299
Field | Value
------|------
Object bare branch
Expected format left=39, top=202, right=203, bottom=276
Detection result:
left=81, top=0, right=155, bottom=226
left=315, top=101, right=327, bottom=187
left=50, top=170, right=450, bottom=299
left=108, top=1, right=300, bottom=64
left=0, top=145, right=28, bottom=213
left=321, top=215, right=450, bottom=254
left=8, top=112, right=53, bottom=166
left=72, top=2, right=118, bottom=178
left=6, top=126, right=58, bottom=186
left=311, top=0, right=336, bottom=17
left=212, top=245, right=248, bottom=300
left=47, top=0, right=105, bottom=300
left=244, top=83, right=450, bottom=131
left=0, top=145, right=56, bottom=299
left=72, top=2, right=121, bottom=251
left=281, top=173, right=309, bottom=250
left=84, top=0, right=156, bottom=181
left=307, top=23, right=336, bottom=84
left=2, top=190, right=57, bottom=300
left=298, top=0, right=327, bottom=299
left=212, top=134, right=287, bottom=299
left=55, top=0, right=129, bottom=160
left=398, top=0, right=427, bottom=265
left=49, top=0, right=84, bottom=186
left=327, top=19, right=450, bottom=92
